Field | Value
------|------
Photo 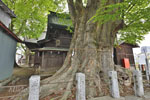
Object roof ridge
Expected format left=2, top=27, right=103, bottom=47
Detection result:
left=0, top=0, right=16, bottom=18
left=0, top=21, right=22, bottom=42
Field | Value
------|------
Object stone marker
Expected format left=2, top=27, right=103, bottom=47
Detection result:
left=145, top=58, right=150, bottom=81
left=133, top=70, right=144, bottom=97
left=28, top=75, right=40, bottom=100
left=108, top=71, right=120, bottom=98
left=76, top=73, right=86, bottom=100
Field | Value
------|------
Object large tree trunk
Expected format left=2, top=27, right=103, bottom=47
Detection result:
left=39, top=1, right=122, bottom=99
left=14, top=0, right=123, bottom=100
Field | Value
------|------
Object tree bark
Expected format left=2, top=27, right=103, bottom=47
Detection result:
left=25, top=47, right=30, bottom=65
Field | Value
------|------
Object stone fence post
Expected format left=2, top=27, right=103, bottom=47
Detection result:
left=28, top=75, right=40, bottom=100
left=108, top=71, right=120, bottom=98
left=133, top=70, right=144, bottom=97
left=76, top=73, right=86, bottom=100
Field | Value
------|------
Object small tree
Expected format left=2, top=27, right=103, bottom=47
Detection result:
left=2, top=0, right=62, bottom=65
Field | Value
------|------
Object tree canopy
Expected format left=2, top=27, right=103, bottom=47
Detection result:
left=2, top=0, right=65, bottom=39
left=92, top=0, right=150, bottom=44
left=2, top=0, right=150, bottom=44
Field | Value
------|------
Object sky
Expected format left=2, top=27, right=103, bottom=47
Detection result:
left=140, top=34, right=150, bottom=47
left=133, top=33, right=150, bottom=54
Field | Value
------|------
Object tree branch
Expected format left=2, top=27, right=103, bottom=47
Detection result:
left=87, top=0, right=92, bottom=7
left=85, top=0, right=100, bottom=20
left=86, top=0, right=99, bottom=8
left=75, top=0, right=84, bottom=15
left=125, top=4, right=135, bottom=14
left=113, top=20, right=124, bottom=34
left=16, top=20, right=27, bottom=35
left=112, top=0, right=124, bottom=33
left=67, top=0, right=76, bottom=25
left=75, top=0, right=84, bottom=8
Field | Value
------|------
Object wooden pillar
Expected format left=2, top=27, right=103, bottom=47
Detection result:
left=41, top=51, right=45, bottom=71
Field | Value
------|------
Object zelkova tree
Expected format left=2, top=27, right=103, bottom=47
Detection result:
left=14, top=0, right=150, bottom=99
left=40, top=0, right=123, bottom=99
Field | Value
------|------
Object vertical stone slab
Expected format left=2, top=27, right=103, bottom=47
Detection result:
left=133, top=70, right=144, bottom=97
left=108, top=71, right=120, bottom=98
left=145, top=58, right=150, bottom=81
left=139, top=65, right=142, bottom=71
left=28, top=75, right=40, bottom=100
left=76, top=73, right=86, bottom=100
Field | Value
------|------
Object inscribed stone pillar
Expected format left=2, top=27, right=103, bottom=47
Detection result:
left=28, top=75, right=40, bottom=100
left=108, top=71, right=120, bottom=98
left=76, top=73, right=86, bottom=100
left=133, top=70, right=144, bottom=97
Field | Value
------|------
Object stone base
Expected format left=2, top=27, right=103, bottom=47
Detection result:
left=88, top=96, right=125, bottom=100
left=88, top=94, right=150, bottom=100
left=143, top=92, right=150, bottom=100
left=125, top=96, right=143, bottom=100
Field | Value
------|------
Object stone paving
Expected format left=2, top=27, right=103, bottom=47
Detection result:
left=89, top=92, right=150, bottom=100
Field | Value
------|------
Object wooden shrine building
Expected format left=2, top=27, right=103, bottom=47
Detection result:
left=114, top=42, right=139, bottom=67
left=25, top=12, right=73, bottom=71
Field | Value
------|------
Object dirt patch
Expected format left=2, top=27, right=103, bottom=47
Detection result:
left=13, top=67, right=35, bottom=78
left=0, top=67, right=57, bottom=100
left=0, top=67, right=35, bottom=100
